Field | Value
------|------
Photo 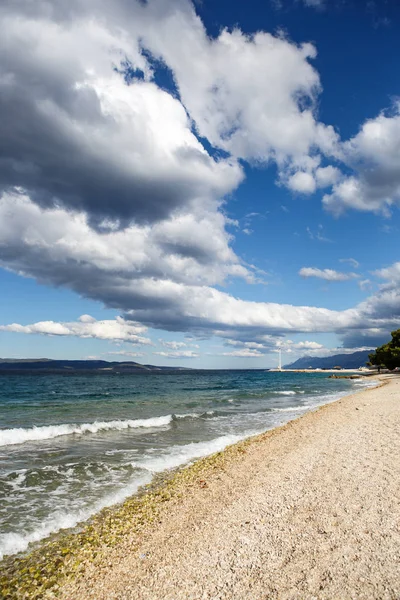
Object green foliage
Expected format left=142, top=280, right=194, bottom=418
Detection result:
left=369, top=329, right=400, bottom=370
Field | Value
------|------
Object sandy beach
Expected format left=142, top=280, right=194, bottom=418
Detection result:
left=2, top=374, right=400, bottom=599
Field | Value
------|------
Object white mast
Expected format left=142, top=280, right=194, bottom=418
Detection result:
left=278, top=347, right=282, bottom=371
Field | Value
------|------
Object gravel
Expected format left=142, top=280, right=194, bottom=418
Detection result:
left=56, top=375, right=400, bottom=600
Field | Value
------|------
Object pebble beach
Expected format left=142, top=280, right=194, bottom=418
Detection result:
left=2, top=374, right=399, bottom=599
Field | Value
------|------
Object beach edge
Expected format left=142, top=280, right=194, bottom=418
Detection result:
left=0, top=375, right=387, bottom=599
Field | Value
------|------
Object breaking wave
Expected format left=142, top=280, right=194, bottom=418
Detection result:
left=0, top=415, right=174, bottom=447
left=0, top=472, right=152, bottom=560
left=0, top=411, right=227, bottom=447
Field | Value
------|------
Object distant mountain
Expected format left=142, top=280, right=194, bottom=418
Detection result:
left=283, top=350, right=371, bottom=370
left=0, top=359, right=191, bottom=373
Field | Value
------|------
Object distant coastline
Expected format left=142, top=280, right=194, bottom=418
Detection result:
left=0, top=358, right=192, bottom=374
left=0, top=348, right=375, bottom=374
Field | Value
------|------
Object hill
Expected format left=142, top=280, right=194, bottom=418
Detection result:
left=283, top=350, right=371, bottom=370
left=0, top=359, right=191, bottom=374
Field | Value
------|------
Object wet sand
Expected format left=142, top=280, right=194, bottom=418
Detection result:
left=50, top=375, right=400, bottom=600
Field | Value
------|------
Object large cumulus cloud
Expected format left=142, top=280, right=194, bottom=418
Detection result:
left=323, top=103, right=400, bottom=215
left=2, top=191, right=400, bottom=349
left=1, top=0, right=400, bottom=355
left=0, top=0, right=242, bottom=227
left=2, top=0, right=400, bottom=222
left=0, top=315, right=151, bottom=345
left=0, top=0, right=342, bottom=229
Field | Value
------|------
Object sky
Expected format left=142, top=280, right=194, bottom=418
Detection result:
left=0, top=0, right=400, bottom=368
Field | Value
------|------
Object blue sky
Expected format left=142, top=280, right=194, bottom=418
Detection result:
left=0, top=0, right=400, bottom=368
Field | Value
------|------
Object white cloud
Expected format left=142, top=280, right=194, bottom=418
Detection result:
left=79, top=314, right=97, bottom=323
left=0, top=3, right=242, bottom=227
left=0, top=316, right=151, bottom=345
left=358, top=279, right=373, bottom=291
left=153, top=350, right=199, bottom=359
left=299, top=267, right=359, bottom=281
left=221, top=349, right=264, bottom=357
left=121, top=279, right=361, bottom=334
left=287, top=171, right=316, bottom=194
left=226, top=340, right=266, bottom=349
left=4, top=0, right=398, bottom=237
left=2, top=191, right=400, bottom=351
left=140, top=4, right=338, bottom=169
left=159, top=340, right=187, bottom=350
left=374, top=261, right=400, bottom=282
left=285, top=340, right=324, bottom=350
left=323, top=103, right=400, bottom=215
left=315, top=166, right=341, bottom=188
left=0, top=191, right=251, bottom=288
left=0, top=0, right=399, bottom=357
left=306, top=224, right=332, bottom=242
left=107, top=352, right=144, bottom=358
left=221, top=338, right=324, bottom=357
left=0, top=0, right=344, bottom=227
left=339, top=258, right=360, bottom=269
left=107, top=351, right=145, bottom=358
left=285, top=345, right=375, bottom=360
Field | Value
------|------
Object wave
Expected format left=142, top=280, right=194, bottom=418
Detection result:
left=132, top=432, right=255, bottom=473
left=173, top=410, right=215, bottom=420
left=353, top=380, right=377, bottom=388
left=0, top=472, right=152, bottom=560
left=0, top=415, right=173, bottom=447
left=275, top=390, right=297, bottom=396
left=0, top=432, right=258, bottom=559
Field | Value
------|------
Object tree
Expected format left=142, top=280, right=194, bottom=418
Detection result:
left=369, top=329, right=400, bottom=370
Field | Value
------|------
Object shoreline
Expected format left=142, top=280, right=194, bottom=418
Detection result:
left=271, top=368, right=372, bottom=372
left=0, top=373, right=363, bottom=561
left=2, top=375, right=399, bottom=599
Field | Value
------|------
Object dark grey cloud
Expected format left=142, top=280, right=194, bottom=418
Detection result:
left=1, top=191, right=400, bottom=348
left=339, top=329, right=390, bottom=349
left=0, top=1, right=241, bottom=228
left=0, top=84, right=234, bottom=228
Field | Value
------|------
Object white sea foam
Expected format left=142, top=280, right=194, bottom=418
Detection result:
left=276, top=390, right=297, bottom=396
left=0, top=472, right=152, bottom=560
left=7, top=470, right=27, bottom=490
left=0, top=380, right=363, bottom=560
left=0, top=415, right=173, bottom=447
left=173, top=412, right=201, bottom=420
left=174, top=411, right=216, bottom=420
left=353, top=380, right=378, bottom=388
left=132, top=433, right=253, bottom=474
left=272, top=406, right=308, bottom=412
left=0, top=433, right=258, bottom=560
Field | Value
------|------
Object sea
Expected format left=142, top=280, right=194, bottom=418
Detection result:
left=0, top=370, right=377, bottom=560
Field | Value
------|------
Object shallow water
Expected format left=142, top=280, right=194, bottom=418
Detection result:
left=0, top=370, right=376, bottom=559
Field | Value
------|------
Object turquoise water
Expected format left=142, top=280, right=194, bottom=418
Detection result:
left=0, top=370, right=374, bottom=559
